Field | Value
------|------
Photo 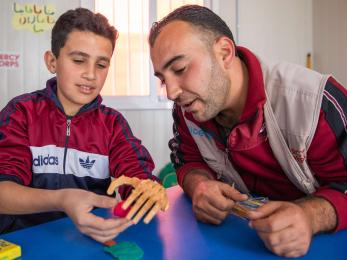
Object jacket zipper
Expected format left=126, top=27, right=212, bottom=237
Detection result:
left=63, top=118, right=72, bottom=174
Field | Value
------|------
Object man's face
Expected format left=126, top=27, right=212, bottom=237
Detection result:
left=150, top=21, right=231, bottom=122
left=46, top=30, right=113, bottom=115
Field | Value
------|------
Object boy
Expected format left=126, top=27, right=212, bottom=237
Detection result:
left=0, top=8, right=157, bottom=243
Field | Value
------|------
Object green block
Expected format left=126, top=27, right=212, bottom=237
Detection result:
left=104, top=241, right=144, bottom=260
left=158, top=163, right=177, bottom=188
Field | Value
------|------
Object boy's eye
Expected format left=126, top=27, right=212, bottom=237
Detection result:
left=73, top=59, right=84, bottom=64
left=97, top=63, right=108, bottom=69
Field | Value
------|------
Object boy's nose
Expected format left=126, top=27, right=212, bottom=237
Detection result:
left=82, top=65, right=96, bottom=80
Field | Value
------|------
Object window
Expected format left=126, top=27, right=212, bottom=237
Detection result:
left=95, top=0, right=207, bottom=109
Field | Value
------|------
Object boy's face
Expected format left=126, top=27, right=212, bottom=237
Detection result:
left=45, top=30, right=113, bottom=116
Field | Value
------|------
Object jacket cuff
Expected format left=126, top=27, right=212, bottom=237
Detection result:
left=0, top=174, right=23, bottom=184
left=176, top=162, right=216, bottom=187
left=315, top=187, right=347, bottom=231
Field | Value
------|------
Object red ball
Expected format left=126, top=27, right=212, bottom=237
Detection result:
left=113, top=201, right=131, bottom=218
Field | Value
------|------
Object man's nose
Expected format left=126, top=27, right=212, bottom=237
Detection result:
left=165, top=80, right=182, bottom=101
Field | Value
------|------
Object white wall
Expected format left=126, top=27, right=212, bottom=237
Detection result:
left=313, top=0, right=347, bottom=86
left=232, top=0, right=313, bottom=66
left=119, top=109, right=173, bottom=175
left=0, top=0, right=84, bottom=109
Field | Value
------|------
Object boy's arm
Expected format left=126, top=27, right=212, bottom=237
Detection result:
left=108, top=112, right=155, bottom=182
left=0, top=180, right=131, bottom=242
left=0, top=181, right=61, bottom=214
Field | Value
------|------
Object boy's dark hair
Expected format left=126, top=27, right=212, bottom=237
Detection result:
left=51, top=8, right=118, bottom=58
left=149, top=5, right=237, bottom=55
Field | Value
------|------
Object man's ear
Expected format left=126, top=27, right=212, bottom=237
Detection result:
left=213, top=36, right=236, bottom=69
left=44, top=51, right=57, bottom=74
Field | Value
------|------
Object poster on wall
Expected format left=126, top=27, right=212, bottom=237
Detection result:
left=0, top=53, right=20, bottom=69
left=12, top=3, right=56, bottom=33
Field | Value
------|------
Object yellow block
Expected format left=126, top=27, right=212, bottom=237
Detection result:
left=0, top=239, right=21, bottom=260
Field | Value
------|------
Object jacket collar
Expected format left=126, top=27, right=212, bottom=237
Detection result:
left=236, top=46, right=266, bottom=122
left=44, top=77, right=102, bottom=115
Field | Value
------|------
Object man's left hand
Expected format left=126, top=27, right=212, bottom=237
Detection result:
left=246, top=201, right=313, bottom=258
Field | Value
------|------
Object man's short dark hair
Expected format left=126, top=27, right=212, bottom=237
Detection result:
left=51, top=8, right=118, bottom=58
left=149, top=4, right=237, bottom=55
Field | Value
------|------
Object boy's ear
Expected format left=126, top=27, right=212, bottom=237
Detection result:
left=44, top=51, right=57, bottom=74
left=213, top=36, right=236, bottom=69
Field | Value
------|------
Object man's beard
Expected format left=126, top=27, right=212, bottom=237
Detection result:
left=201, top=62, right=231, bottom=121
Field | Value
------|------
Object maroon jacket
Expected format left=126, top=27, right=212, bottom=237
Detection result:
left=169, top=47, right=347, bottom=231
left=0, top=77, right=156, bottom=232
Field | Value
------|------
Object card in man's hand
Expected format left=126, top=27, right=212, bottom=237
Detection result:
left=231, top=196, right=268, bottom=219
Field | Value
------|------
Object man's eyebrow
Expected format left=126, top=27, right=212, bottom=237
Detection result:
left=154, top=54, right=184, bottom=77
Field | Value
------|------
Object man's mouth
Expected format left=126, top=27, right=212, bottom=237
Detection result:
left=181, top=99, right=196, bottom=112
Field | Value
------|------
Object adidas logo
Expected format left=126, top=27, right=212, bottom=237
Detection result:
left=33, top=155, right=59, bottom=166
left=79, top=156, right=95, bottom=169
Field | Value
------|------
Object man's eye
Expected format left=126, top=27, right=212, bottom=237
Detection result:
left=160, top=80, right=166, bottom=88
left=73, top=59, right=83, bottom=64
left=174, top=67, right=185, bottom=75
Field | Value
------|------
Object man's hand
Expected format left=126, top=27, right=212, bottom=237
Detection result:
left=246, top=201, right=312, bottom=258
left=190, top=179, right=248, bottom=224
left=59, top=189, right=132, bottom=243
left=246, top=197, right=337, bottom=258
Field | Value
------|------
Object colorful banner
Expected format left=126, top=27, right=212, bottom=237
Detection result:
left=12, top=3, right=56, bottom=33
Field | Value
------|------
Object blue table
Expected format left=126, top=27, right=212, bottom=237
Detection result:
left=1, top=186, right=346, bottom=259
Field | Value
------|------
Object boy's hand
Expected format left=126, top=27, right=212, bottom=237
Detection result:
left=107, top=176, right=169, bottom=224
left=59, top=189, right=132, bottom=243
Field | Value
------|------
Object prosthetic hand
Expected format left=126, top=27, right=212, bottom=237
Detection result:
left=107, top=176, right=169, bottom=224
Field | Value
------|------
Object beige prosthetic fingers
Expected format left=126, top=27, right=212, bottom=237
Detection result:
left=107, top=176, right=169, bottom=224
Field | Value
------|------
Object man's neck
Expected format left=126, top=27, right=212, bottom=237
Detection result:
left=216, top=58, right=249, bottom=128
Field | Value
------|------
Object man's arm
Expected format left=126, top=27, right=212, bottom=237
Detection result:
left=297, top=196, right=337, bottom=234
left=308, top=76, right=347, bottom=231
left=182, top=169, right=214, bottom=198
left=182, top=169, right=247, bottom=224
left=246, top=77, right=345, bottom=258
left=246, top=196, right=337, bottom=258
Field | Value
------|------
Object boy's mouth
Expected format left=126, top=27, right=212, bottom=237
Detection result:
left=77, top=84, right=95, bottom=94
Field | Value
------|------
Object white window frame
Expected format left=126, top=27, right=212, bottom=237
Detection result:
left=81, top=0, right=215, bottom=110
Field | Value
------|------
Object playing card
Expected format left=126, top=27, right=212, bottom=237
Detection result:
left=231, top=196, right=268, bottom=219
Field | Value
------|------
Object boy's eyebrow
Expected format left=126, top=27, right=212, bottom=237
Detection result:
left=154, top=55, right=184, bottom=77
left=68, top=51, right=110, bottom=63
left=68, top=51, right=89, bottom=57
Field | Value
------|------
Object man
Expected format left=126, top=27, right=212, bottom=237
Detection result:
left=0, top=8, right=165, bottom=243
left=149, top=5, right=347, bottom=258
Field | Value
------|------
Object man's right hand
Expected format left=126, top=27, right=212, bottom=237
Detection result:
left=183, top=170, right=247, bottom=224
